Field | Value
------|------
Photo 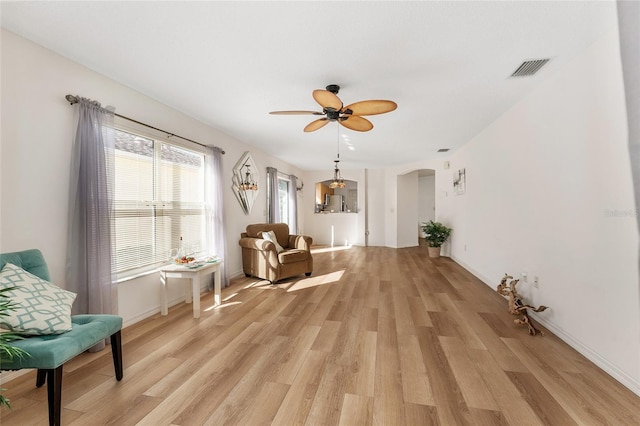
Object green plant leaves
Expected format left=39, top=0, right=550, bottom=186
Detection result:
left=0, top=286, right=29, bottom=409
left=421, top=220, right=452, bottom=247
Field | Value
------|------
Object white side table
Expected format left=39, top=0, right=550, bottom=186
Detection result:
left=160, top=260, right=223, bottom=318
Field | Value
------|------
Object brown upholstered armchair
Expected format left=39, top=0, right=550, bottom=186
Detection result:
left=239, top=223, right=313, bottom=284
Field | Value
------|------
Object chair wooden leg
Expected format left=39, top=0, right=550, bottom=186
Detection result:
left=46, top=366, right=63, bottom=426
left=110, top=330, right=123, bottom=381
left=36, top=369, right=47, bottom=387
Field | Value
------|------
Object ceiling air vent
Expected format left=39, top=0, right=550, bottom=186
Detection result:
left=510, top=59, right=550, bottom=77
left=437, top=148, right=450, bottom=153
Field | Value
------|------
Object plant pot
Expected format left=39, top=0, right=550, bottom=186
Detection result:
left=427, top=246, right=441, bottom=258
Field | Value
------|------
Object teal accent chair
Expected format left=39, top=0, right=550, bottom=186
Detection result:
left=0, top=249, right=123, bottom=426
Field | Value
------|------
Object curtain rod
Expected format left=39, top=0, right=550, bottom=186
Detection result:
left=65, top=95, right=225, bottom=154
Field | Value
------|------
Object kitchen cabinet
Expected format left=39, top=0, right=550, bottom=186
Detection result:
left=315, top=182, right=334, bottom=205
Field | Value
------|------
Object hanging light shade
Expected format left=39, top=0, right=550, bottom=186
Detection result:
left=329, top=160, right=346, bottom=189
left=328, top=123, right=346, bottom=189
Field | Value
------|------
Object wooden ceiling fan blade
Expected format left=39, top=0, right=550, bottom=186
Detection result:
left=343, top=100, right=397, bottom=116
left=269, top=110, right=324, bottom=115
left=304, top=118, right=330, bottom=132
left=340, top=116, right=373, bottom=132
left=312, top=90, right=343, bottom=111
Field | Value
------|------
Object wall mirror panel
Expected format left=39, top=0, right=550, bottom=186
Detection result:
left=233, top=151, right=259, bottom=215
left=315, top=179, right=357, bottom=213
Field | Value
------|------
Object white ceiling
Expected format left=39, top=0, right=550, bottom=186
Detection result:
left=1, top=1, right=618, bottom=171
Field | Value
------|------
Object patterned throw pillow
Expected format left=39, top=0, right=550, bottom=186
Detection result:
left=262, top=230, right=284, bottom=253
left=0, top=263, right=76, bottom=335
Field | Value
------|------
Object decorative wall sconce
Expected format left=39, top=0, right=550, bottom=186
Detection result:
left=296, top=181, right=304, bottom=192
left=233, top=152, right=259, bottom=214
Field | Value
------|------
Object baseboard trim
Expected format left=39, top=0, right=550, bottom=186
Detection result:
left=123, top=285, right=210, bottom=328
left=123, top=271, right=246, bottom=328
left=451, top=255, right=640, bottom=397
left=230, top=269, right=245, bottom=279
left=529, top=312, right=640, bottom=396
left=123, top=306, right=163, bottom=329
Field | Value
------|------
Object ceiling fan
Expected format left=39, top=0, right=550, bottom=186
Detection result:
left=270, top=84, right=397, bottom=132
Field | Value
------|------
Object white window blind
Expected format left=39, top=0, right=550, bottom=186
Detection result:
left=112, top=128, right=206, bottom=278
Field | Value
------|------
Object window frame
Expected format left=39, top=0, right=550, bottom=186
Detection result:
left=110, top=121, right=209, bottom=281
left=277, top=174, right=290, bottom=227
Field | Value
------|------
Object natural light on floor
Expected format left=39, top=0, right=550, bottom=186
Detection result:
left=243, top=279, right=280, bottom=290
left=285, top=269, right=345, bottom=292
left=310, top=245, right=353, bottom=254
left=203, top=292, right=243, bottom=312
left=203, top=266, right=348, bottom=312
left=204, top=300, right=242, bottom=312
left=222, top=293, right=238, bottom=302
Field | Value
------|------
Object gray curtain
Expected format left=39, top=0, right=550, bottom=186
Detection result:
left=266, top=166, right=280, bottom=223
left=66, top=97, right=117, bottom=322
left=617, top=1, right=640, bottom=236
left=288, top=174, right=298, bottom=234
left=617, top=0, right=640, bottom=327
left=205, top=146, right=230, bottom=288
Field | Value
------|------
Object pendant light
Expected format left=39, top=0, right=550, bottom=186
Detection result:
left=329, top=125, right=346, bottom=189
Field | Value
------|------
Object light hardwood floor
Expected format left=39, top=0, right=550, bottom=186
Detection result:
left=2, top=245, right=639, bottom=425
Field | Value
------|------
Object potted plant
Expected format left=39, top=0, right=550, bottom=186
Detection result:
left=0, top=287, right=28, bottom=409
left=421, top=220, right=452, bottom=258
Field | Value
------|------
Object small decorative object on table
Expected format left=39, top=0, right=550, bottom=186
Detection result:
left=175, top=255, right=196, bottom=265
left=496, top=273, right=549, bottom=336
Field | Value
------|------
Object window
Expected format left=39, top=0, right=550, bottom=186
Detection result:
left=112, top=128, right=206, bottom=279
left=278, top=176, right=290, bottom=226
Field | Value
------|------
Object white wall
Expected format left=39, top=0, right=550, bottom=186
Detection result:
left=0, top=30, right=303, bottom=326
left=364, top=168, right=386, bottom=247
left=437, top=28, right=640, bottom=394
left=397, top=171, right=419, bottom=247
left=301, top=169, right=364, bottom=246
left=418, top=174, right=436, bottom=237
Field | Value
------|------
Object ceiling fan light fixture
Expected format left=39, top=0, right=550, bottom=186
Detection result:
left=271, top=84, right=396, bottom=133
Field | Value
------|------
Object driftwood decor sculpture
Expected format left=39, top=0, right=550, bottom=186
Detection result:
left=496, top=274, right=549, bottom=336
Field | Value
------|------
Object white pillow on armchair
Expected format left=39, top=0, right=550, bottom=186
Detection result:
left=261, top=230, right=284, bottom=253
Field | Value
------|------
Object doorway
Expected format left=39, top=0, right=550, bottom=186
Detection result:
left=396, top=169, right=436, bottom=247
left=418, top=169, right=436, bottom=239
